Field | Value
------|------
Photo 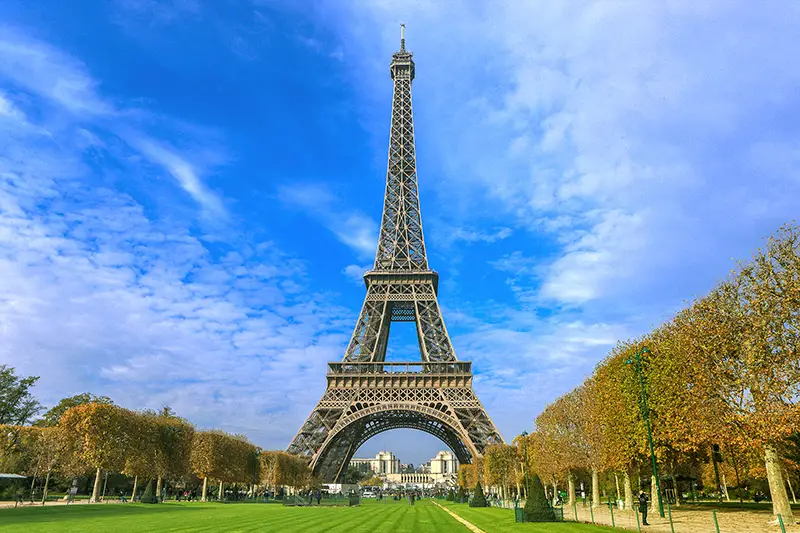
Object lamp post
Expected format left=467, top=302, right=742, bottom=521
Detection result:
left=625, top=346, right=665, bottom=518
left=252, top=450, right=260, bottom=501
left=521, top=430, right=531, bottom=500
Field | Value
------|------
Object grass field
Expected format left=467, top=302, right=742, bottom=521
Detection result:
left=0, top=499, right=614, bottom=532
left=438, top=501, right=613, bottom=533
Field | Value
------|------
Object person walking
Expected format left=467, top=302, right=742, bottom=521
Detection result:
left=639, top=491, right=650, bottom=525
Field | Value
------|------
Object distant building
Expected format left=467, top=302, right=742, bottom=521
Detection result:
left=430, top=450, right=458, bottom=475
left=385, top=451, right=458, bottom=488
left=349, top=451, right=401, bottom=475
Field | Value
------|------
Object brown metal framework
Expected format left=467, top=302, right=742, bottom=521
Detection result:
left=287, top=26, right=503, bottom=481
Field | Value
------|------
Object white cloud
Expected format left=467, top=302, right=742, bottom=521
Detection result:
left=0, top=29, right=226, bottom=218
left=311, top=0, right=800, bottom=443
left=277, top=183, right=378, bottom=258
left=128, top=136, right=226, bottom=216
left=0, top=126, right=351, bottom=447
left=0, top=29, right=114, bottom=116
left=444, top=226, right=513, bottom=245
left=0, top=30, right=354, bottom=450
left=343, top=263, right=371, bottom=284
left=324, top=1, right=800, bottom=308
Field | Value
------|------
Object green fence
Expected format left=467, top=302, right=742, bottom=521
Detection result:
left=281, top=494, right=360, bottom=507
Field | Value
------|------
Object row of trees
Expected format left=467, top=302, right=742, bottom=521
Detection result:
left=0, top=390, right=316, bottom=503
left=516, top=223, right=800, bottom=521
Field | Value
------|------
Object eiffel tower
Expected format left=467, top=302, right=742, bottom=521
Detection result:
left=287, top=25, right=503, bottom=482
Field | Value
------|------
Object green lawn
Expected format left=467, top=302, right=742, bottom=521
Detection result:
left=0, top=499, right=613, bottom=532
left=440, top=501, right=614, bottom=533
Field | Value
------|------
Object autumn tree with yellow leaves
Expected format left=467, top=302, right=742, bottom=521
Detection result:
left=522, top=222, right=800, bottom=522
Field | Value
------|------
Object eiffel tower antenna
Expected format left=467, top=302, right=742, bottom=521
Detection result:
left=287, top=27, right=503, bottom=482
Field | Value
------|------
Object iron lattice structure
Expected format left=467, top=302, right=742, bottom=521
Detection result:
left=287, top=27, right=504, bottom=482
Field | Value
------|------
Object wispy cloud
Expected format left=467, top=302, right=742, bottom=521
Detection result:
left=128, top=136, right=226, bottom=216
left=0, top=88, right=352, bottom=447
left=0, top=29, right=226, bottom=218
left=316, top=0, right=800, bottom=443
left=277, top=182, right=378, bottom=258
left=342, top=263, right=371, bottom=284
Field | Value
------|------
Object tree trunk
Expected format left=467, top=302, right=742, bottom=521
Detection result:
left=568, top=472, right=576, bottom=507
left=102, top=471, right=109, bottom=502
left=722, top=472, right=730, bottom=502
left=614, top=472, right=621, bottom=502
left=91, top=468, right=102, bottom=503
left=591, top=469, right=600, bottom=507
left=218, top=480, right=224, bottom=500
left=786, top=472, right=797, bottom=505
left=651, top=475, right=662, bottom=513
left=201, top=477, right=208, bottom=502
left=41, top=471, right=51, bottom=505
left=131, top=476, right=138, bottom=501
left=765, top=444, right=794, bottom=521
left=552, top=481, right=558, bottom=506
left=671, top=468, right=681, bottom=507
left=29, top=470, right=38, bottom=501
left=156, top=476, right=163, bottom=502
left=624, top=471, right=634, bottom=510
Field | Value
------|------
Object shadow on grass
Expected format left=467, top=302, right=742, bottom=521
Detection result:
left=0, top=502, right=211, bottom=525
left=675, top=502, right=782, bottom=514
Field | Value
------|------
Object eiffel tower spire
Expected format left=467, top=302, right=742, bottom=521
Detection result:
left=375, top=23, right=425, bottom=271
left=287, top=26, right=503, bottom=482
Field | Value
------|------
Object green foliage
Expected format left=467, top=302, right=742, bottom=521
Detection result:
left=140, top=480, right=158, bottom=504
left=456, top=486, right=467, bottom=502
left=343, top=465, right=367, bottom=484
left=0, top=365, right=41, bottom=426
left=469, top=481, right=488, bottom=507
left=446, top=488, right=455, bottom=501
left=37, top=393, right=113, bottom=427
left=524, top=474, right=556, bottom=522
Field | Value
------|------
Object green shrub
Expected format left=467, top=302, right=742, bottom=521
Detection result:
left=524, top=474, right=556, bottom=521
left=140, top=480, right=158, bottom=504
left=469, top=481, right=488, bottom=508
left=456, top=486, right=467, bottom=502
left=446, top=489, right=455, bottom=501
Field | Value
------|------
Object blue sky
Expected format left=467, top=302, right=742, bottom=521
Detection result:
left=1, top=0, right=799, bottom=466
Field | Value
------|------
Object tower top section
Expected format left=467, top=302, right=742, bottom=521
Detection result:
left=390, top=23, right=414, bottom=82
left=375, top=23, right=427, bottom=271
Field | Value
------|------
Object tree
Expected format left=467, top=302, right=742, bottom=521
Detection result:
left=343, top=465, right=367, bottom=484
left=0, top=366, right=41, bottom=458
left=484, top=444, right=517, bottom=502
left=58, top=403, right=135, bottom=503
left=37, top=393, right=113, bottom=427
left=191, top=430, right=259, bottom=501
left=469, top=480, right=488, bottom=507
left=140, top=479, right=158, bottom=504
left=26, top=426, right=67, bottom=504
left=0, top=366, right=41, bottom=426
left=360, top=475, right=383, bottom=487
left=147, top=408, right=195, bottom=499
left=123, top=412, right=156, bottom=501
left=191, top=430, right=227, bottom=501
left=524, top=473, right=556, bottom=522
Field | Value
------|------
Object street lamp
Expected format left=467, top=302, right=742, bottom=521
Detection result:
left=625, top=346, right=665, bottom=518
left=252, top=450, right=260, bottom=501
left=521, top=430, right=531, bottom=500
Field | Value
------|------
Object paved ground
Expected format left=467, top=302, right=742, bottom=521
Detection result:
left=566, top=501, right=798, bottom=532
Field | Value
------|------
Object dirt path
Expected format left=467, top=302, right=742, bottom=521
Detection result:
left=432, top=500, right=486, bottom=533
left=566, top=503, right=797, bottom=532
